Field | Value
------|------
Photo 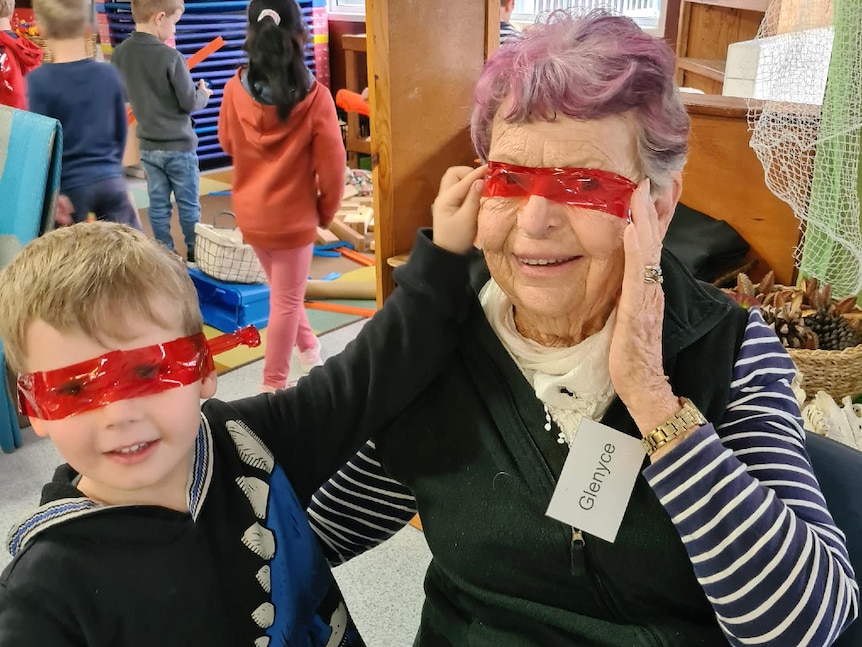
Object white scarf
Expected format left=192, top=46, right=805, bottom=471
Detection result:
left=479, top=279, right=617, bottom=446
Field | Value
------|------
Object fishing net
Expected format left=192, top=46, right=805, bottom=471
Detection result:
left=748, top=0, right=862, bottom=298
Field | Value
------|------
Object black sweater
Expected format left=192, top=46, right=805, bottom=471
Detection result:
left=376, top=249, right=750, bottom=646
left=0, top=231, right=472, bottom=647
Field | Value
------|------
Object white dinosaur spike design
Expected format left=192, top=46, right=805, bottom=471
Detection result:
left=236, top=476, right=270, bottom=520
left=256, top=565, right=272, bottom=593
left=252, top=602, right=275, bottom=629
left=241, top=522, right=276, bottom=560
left=254, top=637, right=270, bottom=647
left=325, top=602, right=349, bottom=647
left=226, top=420, right=274, bottom=474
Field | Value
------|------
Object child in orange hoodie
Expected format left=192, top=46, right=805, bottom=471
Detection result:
left=0, top=0, right=43, bottom=110
left=218, top=0, right=345, bottom=392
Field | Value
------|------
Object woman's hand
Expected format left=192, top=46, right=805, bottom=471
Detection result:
left=431, top=165, right=487, bottom=254
left=608, top=180, right=679, bottom=435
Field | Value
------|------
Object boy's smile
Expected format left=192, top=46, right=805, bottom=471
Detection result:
left=24, top=304, right=217, bottom=511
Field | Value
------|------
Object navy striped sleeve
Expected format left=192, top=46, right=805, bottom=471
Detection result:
left=307, top=441, right=417, bottom=565
left=644, top=308, right=859, bottom=645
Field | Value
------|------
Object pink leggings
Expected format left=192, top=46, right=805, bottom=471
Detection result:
left=252, top=243, right=317, bottom=389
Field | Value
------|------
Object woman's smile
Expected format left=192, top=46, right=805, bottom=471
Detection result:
left=513, top=253, right=582, bottom=277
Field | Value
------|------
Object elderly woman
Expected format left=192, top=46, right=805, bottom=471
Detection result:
left=309, top=10, right=858, bottom=645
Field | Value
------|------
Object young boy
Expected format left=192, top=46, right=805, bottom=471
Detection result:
left=0, top=0, right=43, bottom=110
left=0, top=164, right=484, bottom=646
left=27, top=0, right=141, bottom=228
left=111, top=0, right=212, bottom=262
left=499, top=0, right=521, bottom=46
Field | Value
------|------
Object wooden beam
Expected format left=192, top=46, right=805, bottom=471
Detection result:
left=368, top=0, right=489, bottom=304
left=486, top=0, right=500, bottom=59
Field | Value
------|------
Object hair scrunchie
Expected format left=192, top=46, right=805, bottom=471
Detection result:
left=257, top=8, right=281, bottom=25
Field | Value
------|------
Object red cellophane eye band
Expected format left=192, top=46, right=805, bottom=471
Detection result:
left=482, top=161, right=637, bottom=220
left=17, top=326, right=262, bottom=421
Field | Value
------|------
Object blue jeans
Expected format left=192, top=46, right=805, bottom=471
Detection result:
left=140, top=149, right=200, bottom=256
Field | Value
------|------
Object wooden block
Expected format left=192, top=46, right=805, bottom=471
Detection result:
left=387, top=253, right=409, bottom=268
left=359, top=206, right=374, bottom=229
left=316, top=227, right=339, bottom=245
left=328, top=216, right=367, bottom=252
left=343, top=183, right=360, bottom=199
left=345, top=220, right=365, bottom=235
left=306, top=280, right=376, bottom=300
left=339, top=198, right=361, bottom=206
left=343, top=206, right=373, bottom=235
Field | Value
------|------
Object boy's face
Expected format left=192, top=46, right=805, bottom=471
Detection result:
left=24, top=304, right=217, bottom=508
left=153, top=8, right=182, bottom=42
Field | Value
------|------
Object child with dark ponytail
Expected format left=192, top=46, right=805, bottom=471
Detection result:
left=219, top=0, right=345, bottom=392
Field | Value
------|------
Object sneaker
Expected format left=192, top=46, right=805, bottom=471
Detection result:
left=297, top=339, right=323, bottom=375
left=187, top=249, right=196, bottom=264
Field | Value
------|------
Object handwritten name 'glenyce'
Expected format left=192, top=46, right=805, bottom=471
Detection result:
left=578, top=443, right=615, bottom=511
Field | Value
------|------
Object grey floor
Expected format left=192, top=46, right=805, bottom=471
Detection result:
left=0, top=320, right=432, bottom=646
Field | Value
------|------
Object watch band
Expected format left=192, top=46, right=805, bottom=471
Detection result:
left=641, top=398, right=707, bottom=456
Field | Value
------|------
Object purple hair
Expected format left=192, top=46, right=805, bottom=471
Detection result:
left=471, top=9, right=690, bottom=188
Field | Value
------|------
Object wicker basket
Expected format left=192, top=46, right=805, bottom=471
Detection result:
left=789, top=313, right=862, bottom=401
left=24, top=33, right=97, bottom=63
left=194, top=212, right=267, bottom=284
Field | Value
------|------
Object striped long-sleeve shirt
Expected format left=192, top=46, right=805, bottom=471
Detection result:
left=308, top=308, right=859, bottom=645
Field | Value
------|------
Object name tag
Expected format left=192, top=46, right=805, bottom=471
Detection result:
left=546, top=419, right=645, bottom=543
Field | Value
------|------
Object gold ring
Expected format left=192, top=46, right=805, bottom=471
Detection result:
left=643, top=265, right=663, bottom=284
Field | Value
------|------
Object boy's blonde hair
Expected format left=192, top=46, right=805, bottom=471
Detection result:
left=0, top=222, right=203, bottom=373
left=0, top=0, right=15, bottom=21
left=131, top=0, right=183, bottom=24
left=32, top=0, right=88, bottom=40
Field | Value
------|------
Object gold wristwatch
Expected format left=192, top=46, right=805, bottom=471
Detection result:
left=641, top=398, right=707, bottom=456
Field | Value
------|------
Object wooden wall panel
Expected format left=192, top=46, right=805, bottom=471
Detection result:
left=681, top=95, right=800, bottom=285
left=368, top=1, right=489, bottom=303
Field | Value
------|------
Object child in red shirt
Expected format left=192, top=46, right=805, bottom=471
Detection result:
left=0, top=0, right=43, bottom=110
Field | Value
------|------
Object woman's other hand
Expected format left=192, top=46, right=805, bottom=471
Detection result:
left=431, top=165, right=487, bottom=254
left=608, top=180, right=679, bottom=433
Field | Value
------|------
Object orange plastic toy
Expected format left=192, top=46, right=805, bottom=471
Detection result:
left=335, top=89, right=370, bottom=117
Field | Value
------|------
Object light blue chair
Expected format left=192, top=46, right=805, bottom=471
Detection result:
left=0, top=105, right=63, bottom=453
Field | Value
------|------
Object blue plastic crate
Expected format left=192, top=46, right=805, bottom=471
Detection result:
left=189, top=267, right=270, bottom=332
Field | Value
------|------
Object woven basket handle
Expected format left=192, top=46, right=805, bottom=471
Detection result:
left=208, top=211, right=238, bottom=230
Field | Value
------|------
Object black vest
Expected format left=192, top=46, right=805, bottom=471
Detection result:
left=377, top=249, right=749, bottom=646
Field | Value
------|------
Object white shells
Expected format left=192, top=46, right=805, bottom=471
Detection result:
left=252, top=602, right=275, bottom=629
left=241, top=522, right=276, bottom=560
left=237, top=476, right=270, bottom=520
left=227, top=420, right=274, bottom=474
left=256, top=565, right=271, bottom=593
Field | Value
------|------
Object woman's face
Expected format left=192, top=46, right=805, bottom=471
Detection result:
left=478, top=112, right=643, bottom=328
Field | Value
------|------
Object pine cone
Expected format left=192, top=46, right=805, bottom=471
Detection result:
left=761, top=304, right=819, bottom=350
left=757, top=270, right=775, bottom=296
left=736, top=273, right=756, bottom=298
left=804, top=310, right=862, bottom=351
